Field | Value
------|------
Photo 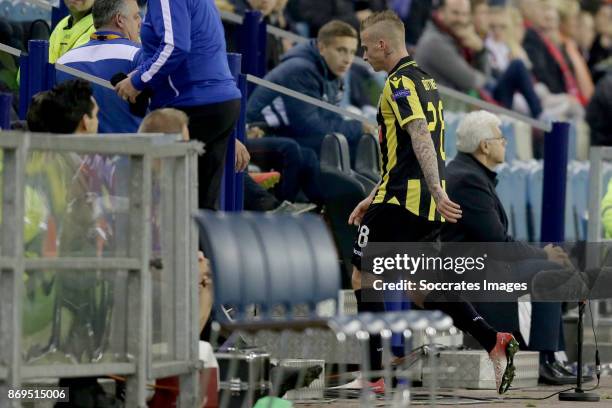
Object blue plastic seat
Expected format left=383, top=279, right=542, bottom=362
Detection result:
left=500, top=121, right=517, bottom=162
left=443, top=112, right=459, bottom=160
left=509, top=162, right=531, bottom=241
left=572, top=162, right=589, bottom=240
left=526, top=162, right=544, bottom=242
left=495, top=163, right=514, bottom=234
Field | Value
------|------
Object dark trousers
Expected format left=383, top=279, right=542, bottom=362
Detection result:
left=473, top=259, right=564, bottom=352
left=244, top=174, right=279, bottom=211
left=246, top=136, right=323, bottom=204
left=492, top=59, right=543, bottom=119
left=177, top=99, right=241, bottom=210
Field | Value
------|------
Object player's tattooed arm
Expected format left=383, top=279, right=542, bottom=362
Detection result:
left=405, top=118, right=443, bottom=201
left=405, top=119, right=462, bottom=222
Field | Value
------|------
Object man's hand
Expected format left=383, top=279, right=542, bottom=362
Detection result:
left=543, top=244, right=572, bottom=267
left=235, top=139, right=250, bottom=172
left=362, top=122, right=378, bottom=136
left=114, top=75, right=141, bottom=103
left=432, top=185, right=462, bottom=223
left=247, top=125, right=265, bottom=139
left=455, top=24, right=484, bottom=52
left=349, top=195, right=374, bottom=226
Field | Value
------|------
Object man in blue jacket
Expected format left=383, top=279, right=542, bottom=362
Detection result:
left=57, top=0, right=143, bottom=133
left=246, top=20, right=375, bottom=158
left=115, top=0, right=246, bottom=210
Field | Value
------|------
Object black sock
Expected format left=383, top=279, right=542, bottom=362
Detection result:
left=423, top=290, right=498, bottom=353
left=355, top=289, right=386, bottom=381
left=540, top=351, right=555, bottom=364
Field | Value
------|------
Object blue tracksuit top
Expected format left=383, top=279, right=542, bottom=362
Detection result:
left=56, top=33, right=143, bottom=133
left=131, top=0, right=241, bottom=109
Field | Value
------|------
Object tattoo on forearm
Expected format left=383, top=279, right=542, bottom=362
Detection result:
left=406, top=119, right=442, bottom=200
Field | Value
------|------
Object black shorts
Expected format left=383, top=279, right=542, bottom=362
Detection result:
left=351, top=203, right=441, bottom=270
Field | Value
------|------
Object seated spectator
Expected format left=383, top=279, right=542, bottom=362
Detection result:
left=587, top=70, right=612, bottom=146
left=138, top=107, right=190, bottom=140
left=516, top=0, right=539, bottom=27
left=558, top=0, right=594, bottom=100
left=247, top=20, right=375, bottom=158
left=471, top=0, right=490, bottom=40
left=442, top=110, right=577, bottom=386
left=488, top=6, right=581, bottom=120
left=522, top=1, right=587, bottom=105
left=589, top=2, right=612, bottom=83
left=56, top=0, right=144, bottom=134
left=26, top=80, right=99, bottom=134
left=414, top=0, right=543, bottom=118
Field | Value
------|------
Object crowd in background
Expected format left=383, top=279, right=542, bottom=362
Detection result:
left=235, top=0, right=612, bottom=151
left=0, top=0, right=611, bottom=139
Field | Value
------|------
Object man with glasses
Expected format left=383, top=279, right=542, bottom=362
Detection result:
left=442, top=110, right=579, bottom=386
left=56, top=0, right=143, bottom=133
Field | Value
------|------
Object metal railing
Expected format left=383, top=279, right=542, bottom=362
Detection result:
left=0, top=132, right=202, bottom=407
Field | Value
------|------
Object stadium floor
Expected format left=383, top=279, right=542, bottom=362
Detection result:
left=298, top=376, right=612, bottom=406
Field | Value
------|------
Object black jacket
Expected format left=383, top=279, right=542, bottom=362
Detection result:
left=523, top=28, right=574, bottom=94
left=587, top=73, right=612, bottom=146
left=441, top=152, right=546, bottom=261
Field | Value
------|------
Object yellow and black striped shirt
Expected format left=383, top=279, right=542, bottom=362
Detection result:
left=373, top=55, right=446, bottom=222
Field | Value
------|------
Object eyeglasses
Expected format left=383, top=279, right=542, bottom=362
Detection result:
left=485, top=136, right=507, bottom=145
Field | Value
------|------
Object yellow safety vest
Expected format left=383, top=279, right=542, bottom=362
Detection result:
left=48, top=12, right=95, bottom=63
left=16, top=12, right=95, bottom=84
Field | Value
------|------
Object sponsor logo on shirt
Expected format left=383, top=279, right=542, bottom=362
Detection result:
left=392, top=89, right=411, bottom=100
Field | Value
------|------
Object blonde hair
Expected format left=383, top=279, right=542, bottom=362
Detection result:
left=139, top=108, right=189, bottom=135
left=557, top=0, right=579, bottom=22
left=360, top=10, right=405, bottom=45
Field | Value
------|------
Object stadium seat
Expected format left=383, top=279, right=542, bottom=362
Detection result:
left=354, top=133, right=381, bottom=184
left=568, top=123, right=578, bottom=161
left=320, top=169, right=367, bottom=287
left=526, top=161, right=544, bottom=242
left=495, top=163, right=514, bottom=234
left=570, top=162, right=589, bottom=241
left=443, top=111, right=459, bottom=160
left=500, top=121, right=517, bottom=162
left=320, top=132, right=351, bottom=173
left=511, top=120, right=534, bottom=161
left=509, top=161, right=532, bottom=241
left=564, top=162, right=577, bottom=241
